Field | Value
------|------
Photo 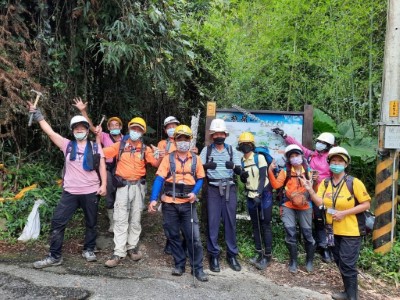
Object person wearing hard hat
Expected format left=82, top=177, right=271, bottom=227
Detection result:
left=28, top=103, right=107, bottom=269
left=237, top=132, right=274, bottom=270
left=148, top=125, right=208, bottom=282
left=73, top=97, right=124, bottom=233
left=268, top=145, right=316, bottom=274
left=200, top=118, right=243, bottom=272
left=301, top=146, right=371, bottom=300
left=272, top=128, right=335, bottom=263
left=100, top=117, right=161, bottom=268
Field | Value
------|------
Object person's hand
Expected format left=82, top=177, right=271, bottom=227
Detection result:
left=240, top=171, right=249, bottom=183
left=27, top=101, right=44, bottom=122
left=300, top=175, right=313, bottom=191
left=94, top=125, right=103, bottom=135
left=203, top=158, right=217, bottom=170
left=148, top=201, right=158, bottom=213
left=225, top=161, right=235, bottom=169
left=190, top=146, right=199, bottom=154
left=97, top=184, right=106, bottom=196
left=272, top=127, right=286, bottom=138
left=72, top=97, right=87, bottom=112
left=187, top=192, right=196, bottom=203
left=253, top=196, right=261, bottom=205
left=333, top=210, right=346, bottom=222
left=311, top=170, right=319, bottom=182
left=269, top=160, right=277, bottom=171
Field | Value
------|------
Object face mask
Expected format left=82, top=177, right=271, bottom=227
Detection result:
left=110, top=129, right=121, bottom=135
left=176, top=141, right=191, bottom=152
left=315, top=142, right=327, bottom=152
left=290, top=156, right=303, bottom=166
left=213, top=137, right=225, bottom=145
left=129, top=130, right=142, bottom=141
left=239, top=144, right=253, bottom=154
left=166, top=128, right=175, bottom=138
left=330, top=164, right=345, bottom=174
left=74, top=132, right=87, bottom=141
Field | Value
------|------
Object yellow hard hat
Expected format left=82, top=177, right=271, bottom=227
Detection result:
left=128, top=117, right=147, bottom=133
left=107, top=117, right=122, bottom=127
left=238, top=132, right=255, bottom=145
left=173, top=125, right=193, bottom=139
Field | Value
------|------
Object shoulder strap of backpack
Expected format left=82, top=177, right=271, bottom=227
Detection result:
left=206, top=145, right=213, bottom=163
left=117, top=137, right=128, bottom=161
left=66, top=140, right=74, bottom=157
left=169, top=151, right=176, bottom=174
left=93, top=142, right=98, bottom=154
left=190, top=151, right=197, bottom=179
left=226, top=144, right=233, bottom=161
left=109, top=133, right=116, bottom=143
left=254, top=153, right=259, bottom=168
left=345, top=175, right=356, bottom=201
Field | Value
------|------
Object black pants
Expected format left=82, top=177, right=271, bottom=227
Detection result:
left=331, top=235, right=362, bottom=279
left=49, top=191, right=99, bottom=259
left=247, top=199, right=273, bottom=254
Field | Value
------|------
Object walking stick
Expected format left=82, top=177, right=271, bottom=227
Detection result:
left=191, top=201, right=196, bottom=288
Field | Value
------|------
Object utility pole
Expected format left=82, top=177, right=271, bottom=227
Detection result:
left=373, top=0, right=400, bottom=254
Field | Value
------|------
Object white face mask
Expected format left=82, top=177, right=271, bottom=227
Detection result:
left=176, top=141, right=190, bottom=152
left=74, top=132, right=87, bottom=141
left=290, top=156, right=303, bottom=166
left=166, top=128, right=175, bottom=138
left=129, top=130, right=142, bottom=141
left=315, top=142, right=327, bottom=152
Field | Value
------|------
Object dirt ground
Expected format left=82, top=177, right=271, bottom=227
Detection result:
left=0, top=209, right=398, bottom=300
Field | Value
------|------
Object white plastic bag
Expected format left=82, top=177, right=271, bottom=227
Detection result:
left=18, top=199, right=45, bottom=242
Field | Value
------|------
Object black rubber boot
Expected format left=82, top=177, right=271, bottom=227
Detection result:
left=319, top=247, right=332, bottom=263
left=346, top=276, right=358, bottom=300
left=332, top=274, right=348, bottom=300
left=305, top=242, right=316, bottom=272
left=286, top=243, right=298, bottom=273
left=255, top=253, right=272, bottom=270
left=250, top=250, right=263, bottom=265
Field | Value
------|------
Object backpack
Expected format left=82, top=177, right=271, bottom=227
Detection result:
left=117, top=135, right=146, bottom=161
left=322, top=175, right=374, bottom=234
left=206, top=143, right=233, bottom=163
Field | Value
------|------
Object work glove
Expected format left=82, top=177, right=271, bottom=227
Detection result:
left=240, top=171, right=249, bottom=183
left=32, top=108, right=44, bottom=122
left=225, top=161, right=235, bottom=169
left=272, top=127, right=286, bottom=138
left=203, top=158, right=217, bottom=170
left=233, top=165, right=242, bottom=175
left=253, top=196, right=261, bottom=206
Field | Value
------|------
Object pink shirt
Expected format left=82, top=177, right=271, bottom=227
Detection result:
left=285, top=136, right=331, bottom=184
left=61, top=138, right=104, bottom=195
left=100, top=132, right=122, bottom=163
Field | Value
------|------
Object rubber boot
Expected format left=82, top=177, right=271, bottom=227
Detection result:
left=255, top=253, right=272, bottom=270
left=286, top=243, right=298, bottom=273
left=250, top=250, right=263, bottom=265
left=346, top=276, right=358, bottom=300
left=319, top=247, right=332, bottom=263
left=332, top=274, right=347, bottom=300
left=107, top=209, right=114, bottom=233
left=305, top=242, right=316, bottom=273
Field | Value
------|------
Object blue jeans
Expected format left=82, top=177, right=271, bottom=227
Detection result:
left=50, top=191, right=99, bottom=259
left=162, top=202, right=204, bottom=273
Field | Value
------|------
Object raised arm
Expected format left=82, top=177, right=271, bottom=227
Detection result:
left=28, top=101, right=64, bottom=149
left=72, top=97, right=96, bottom=132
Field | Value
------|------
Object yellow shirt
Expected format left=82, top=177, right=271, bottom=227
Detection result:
left=242, top=153, right=268, bottom=198
left=317, top=177, right=371, bottom=236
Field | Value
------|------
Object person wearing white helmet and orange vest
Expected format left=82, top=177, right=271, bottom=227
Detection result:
left=272, top=128, right=335, bottom=263
left=28, top=102, right=107, bottom=269
left=268, top=145, right=316, bottom=274
left=200, top=118, right=243, bottom=273
left=73, top=97, right=124, bottom=233
left=301, top=146, right=371, bottom=300
left=99, top=117, right=162, bottom=268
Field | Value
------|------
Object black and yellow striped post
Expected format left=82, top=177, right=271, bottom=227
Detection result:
left=372, top=0, right=400, bottom=254
left=373, top=150, right=398, bottom=253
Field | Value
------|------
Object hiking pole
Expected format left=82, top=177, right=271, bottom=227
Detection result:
left=255, top=203, right=265, bottom=260
left=191, top=201, right=196, bottom=288
left=28, top=90, right=43, bottom=126
left=98, top=114, right=106, bottom=127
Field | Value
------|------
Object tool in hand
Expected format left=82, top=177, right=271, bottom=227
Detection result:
left=28, top=90, right=43, bottom=126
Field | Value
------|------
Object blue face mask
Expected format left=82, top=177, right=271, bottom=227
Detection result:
left=110, top=129, right=121, bottom=135
left=129, top=130, right=142, bottom=141
left=290, top=156, right=303, bottom=166
left=315, top=142, right=327, bottom=152
left=330, top=164, right=345, bottom=174
left=74, top=132, right=87, bottom=141
left=166, top=128, right=175, bottom=138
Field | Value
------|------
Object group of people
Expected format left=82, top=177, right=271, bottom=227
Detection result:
left=28, top=100, right=371, bottom=299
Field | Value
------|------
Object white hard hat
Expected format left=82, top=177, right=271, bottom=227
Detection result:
left=163, top=116, right=180, bottom=127
left=328, top=146, right=350, bottom=163
left=70, top=115, right=89, bottom=130
left=317, top=132, right=335, bottom=146
left=209, top=118, right=229, bottom=136
left=285, top=144, right=303, bottom=158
